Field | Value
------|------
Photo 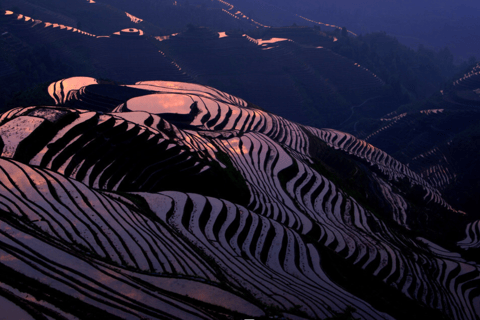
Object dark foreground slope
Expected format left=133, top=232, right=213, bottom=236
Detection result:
left=0, top=77, right=478, bottom=319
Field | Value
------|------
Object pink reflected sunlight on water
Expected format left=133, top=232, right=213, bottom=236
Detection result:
left=126, top=94, right=195, bottom=115
left=256, top=38, right=289, bottom=46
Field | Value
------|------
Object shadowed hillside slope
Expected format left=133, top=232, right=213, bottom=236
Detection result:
left=351, top=63, right=480, bottom=249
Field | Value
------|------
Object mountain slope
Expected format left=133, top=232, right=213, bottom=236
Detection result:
left=351, top=62, right=480, bottom=225
left=1, top=9, right=386, bottom=128
left=0, top=77, right=478, bottom=319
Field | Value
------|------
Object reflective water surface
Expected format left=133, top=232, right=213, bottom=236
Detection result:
left=126, top=93, right=195, bottom=115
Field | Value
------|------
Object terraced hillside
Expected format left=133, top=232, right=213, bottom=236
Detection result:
left=4, top=0, right=259, bottom=35
left=0, top=77, right=478, bottom=319
left=451, top=63, right=480, bottom=106
left=0, top=0, right=163, bottom=35
left=0, top=11, right=191, bottom=84
left=358, top=109, right=467, bottom=189
left=350, top=64, right=480, bottom=255
left=1, top=8, right=385, bottom=127
left=358, top=59, right=480, bottom=177
left=156, top=26, right=384, bottom=126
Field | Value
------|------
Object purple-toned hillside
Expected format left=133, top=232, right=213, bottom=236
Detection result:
left=0, top=77, right=477, bottom=319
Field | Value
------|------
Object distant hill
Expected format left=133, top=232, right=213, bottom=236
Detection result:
left=351, top=62, right=480, bottom=219
left=221, top=0, right=480, bottom=62
left=0, top=10, right=387, bottom=128
left=1, top=3, right=473, bottom=129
